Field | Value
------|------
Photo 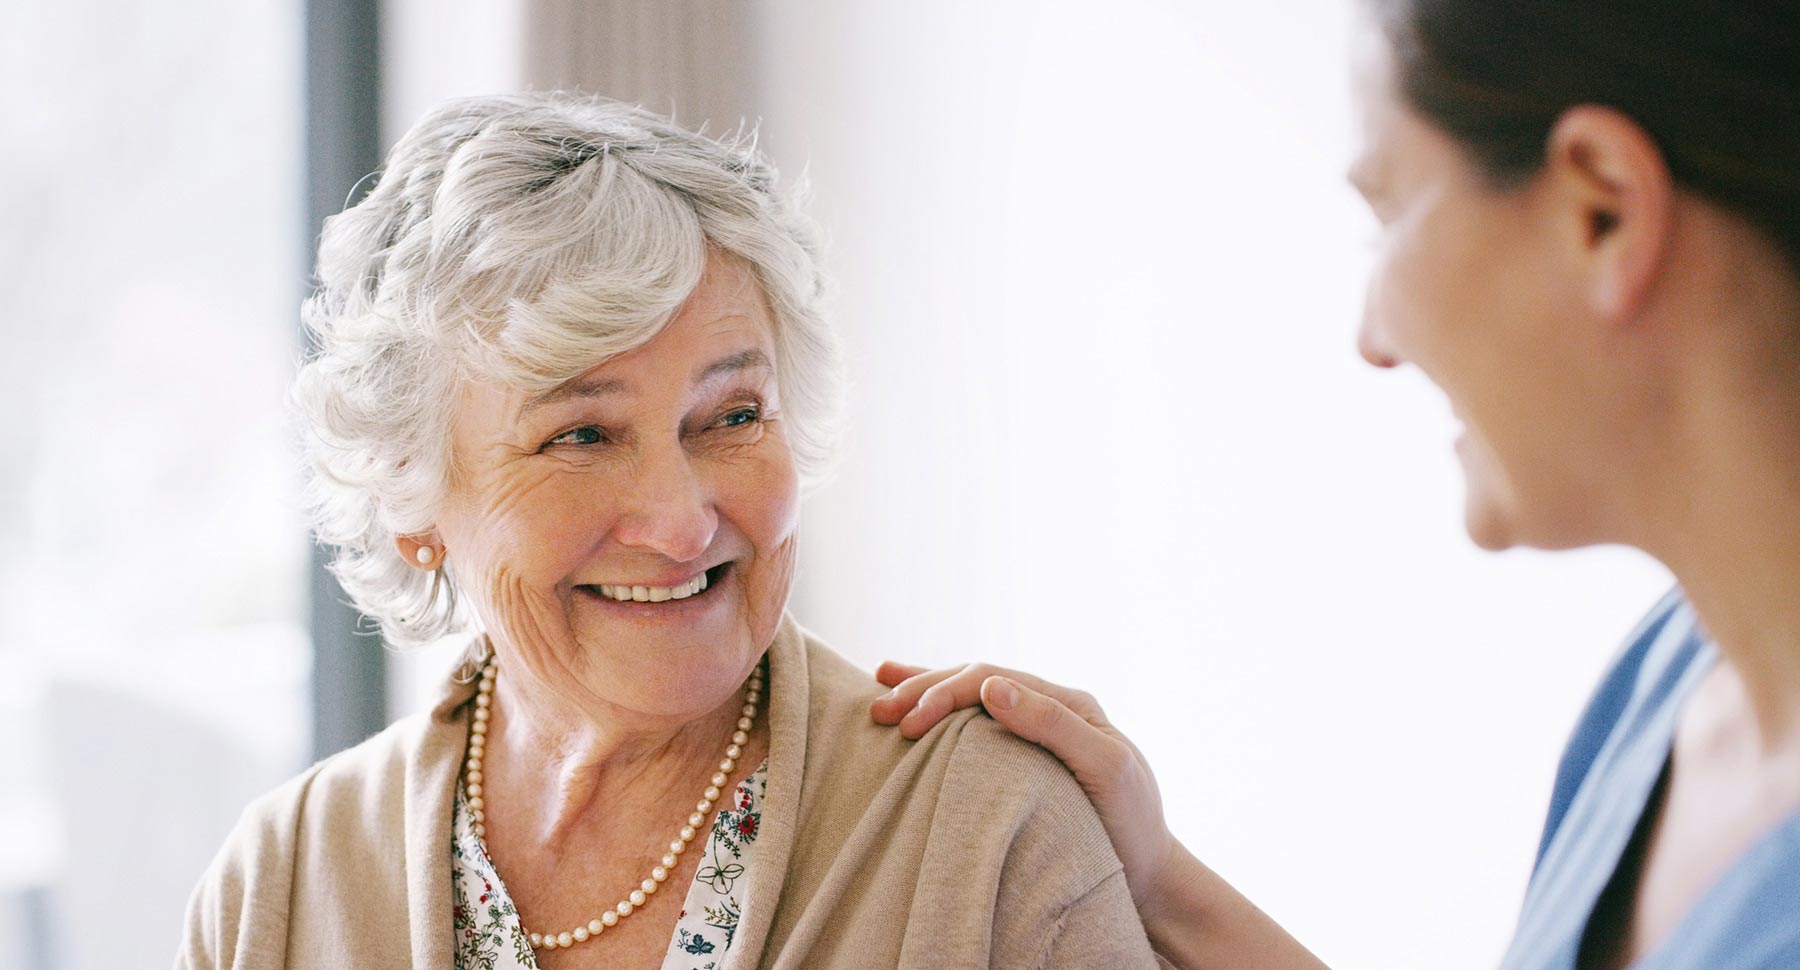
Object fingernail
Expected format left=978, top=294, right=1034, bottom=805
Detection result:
left=987, top=678, right=1018, bottom=711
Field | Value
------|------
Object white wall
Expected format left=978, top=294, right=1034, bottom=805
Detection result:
left=750, top=1, right=1672, bottom=966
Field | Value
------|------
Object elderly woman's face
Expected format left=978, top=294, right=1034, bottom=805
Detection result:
left=435, top=252, right=798, bottom=720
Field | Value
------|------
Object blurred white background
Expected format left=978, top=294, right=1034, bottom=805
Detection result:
left=4, top=1, right=1672, bottom=968
left=1, top=1, right=310, bottom=969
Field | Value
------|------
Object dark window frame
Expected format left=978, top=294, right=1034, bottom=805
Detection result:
left=304, top=0, right=386, bottom=761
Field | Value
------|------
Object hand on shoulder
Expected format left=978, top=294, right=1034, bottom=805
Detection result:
left=869, top=661, right=1330, bottom=970
left=869, top=661, right=1178, bottom=907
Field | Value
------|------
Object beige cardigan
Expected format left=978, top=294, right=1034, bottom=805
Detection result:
left=179, top=616, right=1158, bottom=968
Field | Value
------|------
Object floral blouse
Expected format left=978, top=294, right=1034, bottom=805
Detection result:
left=451, top=761, right=768, bottom=970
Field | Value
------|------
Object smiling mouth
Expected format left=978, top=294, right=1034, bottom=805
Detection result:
left=581, top=563, right=730, bottom=603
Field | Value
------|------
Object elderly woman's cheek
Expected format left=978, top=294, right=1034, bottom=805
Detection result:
left=471, top=556, right=580, bottom=667
left=744, top=533, right=799, bottom=646
left=737, top=444, right=801, bottom=645
left=447, top=467, right=594, bottom=661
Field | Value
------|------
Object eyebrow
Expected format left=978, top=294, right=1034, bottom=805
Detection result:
left=520, top=347, right=773, bottom=416
left=697, top=348, right=771, bottom=384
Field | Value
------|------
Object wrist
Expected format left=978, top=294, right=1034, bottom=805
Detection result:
left=1135, top=841, right=1329, bottom=970
left=1136, top=835, right=1210, bottom=937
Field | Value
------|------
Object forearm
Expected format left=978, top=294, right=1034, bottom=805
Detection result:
left=1140, top=843, right=1329, bottom=970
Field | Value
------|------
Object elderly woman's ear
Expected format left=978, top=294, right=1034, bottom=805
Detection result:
left=398, top=533, right=445, bottom=570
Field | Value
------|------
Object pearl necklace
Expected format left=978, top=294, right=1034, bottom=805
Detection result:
left=462, top=656, right=765, bottom=953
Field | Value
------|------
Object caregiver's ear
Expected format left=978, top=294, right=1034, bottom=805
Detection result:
left=1541, top=105, right=1674, bottom=324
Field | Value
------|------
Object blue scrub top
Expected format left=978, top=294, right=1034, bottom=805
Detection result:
left=1499, top=589, right=1800, bottom=969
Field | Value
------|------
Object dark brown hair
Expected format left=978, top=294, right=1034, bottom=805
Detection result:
left=1374, top=0, right=1800, bottom=272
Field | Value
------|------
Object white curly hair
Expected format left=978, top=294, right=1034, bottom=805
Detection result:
left=293, top=93, right=841, bottom=648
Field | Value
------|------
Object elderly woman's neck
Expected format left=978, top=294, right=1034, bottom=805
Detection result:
left=482, top=674, right=752, bottom=849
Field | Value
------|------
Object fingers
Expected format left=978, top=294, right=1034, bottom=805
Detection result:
left=874, top=661, right=928, bottom=688
left=869, top=664, right=960, bottom=726
left=898, top=664, right=1002, bottom=738
left=869, top=660, right=1115, bottom=739
left=869, top=662, right=1014, bottom=738
left=875, top=668, right=1175, bottom=910
left=979, top=675, right=1130, bottom=789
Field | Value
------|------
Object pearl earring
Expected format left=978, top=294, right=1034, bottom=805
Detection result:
left=416, top=546, right=437, bottom=566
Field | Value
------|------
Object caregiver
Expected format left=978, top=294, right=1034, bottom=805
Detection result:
left=873, top=0, right=1800, bottom=967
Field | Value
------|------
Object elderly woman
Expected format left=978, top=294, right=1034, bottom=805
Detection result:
left=875, top=0, right=1800, bottom=968
left=179, top=94, right=1155, bottom=969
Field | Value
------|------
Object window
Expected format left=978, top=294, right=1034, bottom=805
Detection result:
left=1, top=3, right=307, bottom=966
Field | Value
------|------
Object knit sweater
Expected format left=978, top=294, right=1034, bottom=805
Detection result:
left=178, top=615, right=1158, bottom=969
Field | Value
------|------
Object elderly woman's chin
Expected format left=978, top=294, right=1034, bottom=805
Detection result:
left=531, top=546, right=800, bottom=720
left=485, top=565, right=799, bottom=727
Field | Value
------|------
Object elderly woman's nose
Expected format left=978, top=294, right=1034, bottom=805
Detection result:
left=613, top=451, right=720, bottom=562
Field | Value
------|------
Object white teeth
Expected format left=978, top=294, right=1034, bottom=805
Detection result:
left=668, top=573, right=711, bottom=599
left=595, top=572, right=711, bottom=603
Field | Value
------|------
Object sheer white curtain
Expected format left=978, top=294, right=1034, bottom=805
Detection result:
left=3, top=2, right=307, bottom=968
left=383, top=0, right=756, bottom=149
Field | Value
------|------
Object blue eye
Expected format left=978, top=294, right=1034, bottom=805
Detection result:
left=548, top=425, right=605, bottom=447
left=718, top=407, right=760, bottom=428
